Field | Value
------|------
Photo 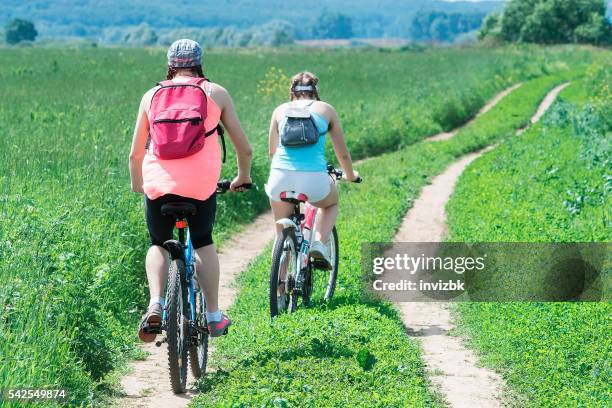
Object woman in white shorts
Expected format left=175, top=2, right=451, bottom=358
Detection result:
left=265, top=71, right=359, bottom=267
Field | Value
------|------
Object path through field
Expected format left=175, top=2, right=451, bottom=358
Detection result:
left=118, top=212, right=275, bottom=408
left=394, top=82, right=569, bottom=408
left=427, top=83, right=523, bottom=142
left=115, top=83, right=552, bottom=408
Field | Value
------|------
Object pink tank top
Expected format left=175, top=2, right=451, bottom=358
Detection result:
left=142, top=82, right=222, bottom=201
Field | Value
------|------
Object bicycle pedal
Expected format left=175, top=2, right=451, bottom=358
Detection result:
left=223, top=327, right=229, bottom=335
left=155, top=337, right=168, bottom=347
left=144, top=323, right=162, bottom=335
left=311, top=260, right=332, bottom=270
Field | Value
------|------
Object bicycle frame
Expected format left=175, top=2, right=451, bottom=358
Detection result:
left=276, top=201, right=319, bottom=292
left=271, top=166, right=357, bottom=316
left=162, top=221, right=200, bottom=325
left=158, top=181, right=245, bottom=338
left=299, top=203, right=319, bottom=269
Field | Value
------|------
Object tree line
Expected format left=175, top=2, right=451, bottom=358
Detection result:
left=0, top=0, right=502, bottom=40
left=4, top=1, right=611, bottom=47
left=2, top=11, right=476, bottom=46
left=1, top=13, right=355, bottom=47
left=480, top=0, right=611, bottom=45
left=411, top=11, right=486, bottom=43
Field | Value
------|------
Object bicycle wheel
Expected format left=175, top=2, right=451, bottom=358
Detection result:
left=270, top=228, right=298, bottom=318
left=166, top=259, right=189, bottom=393
left=324, top=226, right=339, bottom=301
left=189, top=290, right=208, bottom=379
left=300, top=264, right=313, bottom=307
left=310, top=226, right=339, bottom=303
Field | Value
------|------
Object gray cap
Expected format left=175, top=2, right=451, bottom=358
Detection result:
left=167, top=39, right=202, bottom=68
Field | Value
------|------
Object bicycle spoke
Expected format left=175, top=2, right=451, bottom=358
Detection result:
left=270, top=229, right=299, bottom=317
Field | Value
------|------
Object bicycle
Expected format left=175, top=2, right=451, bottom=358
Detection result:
left=142, top=180, right=251, bottom=393
left=269, top=165, right=362, bottom=318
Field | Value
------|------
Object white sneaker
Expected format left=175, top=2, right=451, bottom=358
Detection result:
left=310, top=240, right=332, bottom=270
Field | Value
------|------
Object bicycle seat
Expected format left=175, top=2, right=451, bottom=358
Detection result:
left=280, top=191, right=308, bottom=204
left=161, top=202, right=197, bottom=218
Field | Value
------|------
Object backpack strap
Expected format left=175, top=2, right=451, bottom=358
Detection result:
left=210, top=125, right=227, bottom=163
left=204, top=81, right=213, bottom=96
left=200, top=78, right=226, bottom=163
left=305, top=100, right=321, bottom=137
left=190, top=77, right=206, bottom=86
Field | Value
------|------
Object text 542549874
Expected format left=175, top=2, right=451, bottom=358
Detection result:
left=3, top=388, right=68, bottom=401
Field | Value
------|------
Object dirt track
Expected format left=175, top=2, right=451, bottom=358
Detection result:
left=115, top=83, right=568, bottom=408
left=393, top=82, right=569, bottom=407
left=117, top=212, right=275, bottom=408
left=427, top=83, right=522, bottom=142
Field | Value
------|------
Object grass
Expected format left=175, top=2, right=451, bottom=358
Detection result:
left=189, top=72, right=579, bottom=407
left=0, top=43, right=602, bottom=406
left=445, top=62, right=611, bottom=407
left=0, top=46, right=589, bottom=406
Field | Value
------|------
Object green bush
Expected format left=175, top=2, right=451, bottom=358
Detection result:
left=5, top=19, right=38, bottom=45
left=480, top=0, right=612, bottom=45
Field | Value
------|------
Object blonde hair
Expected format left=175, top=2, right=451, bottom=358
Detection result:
left=290, top=71, right=320, bottom=101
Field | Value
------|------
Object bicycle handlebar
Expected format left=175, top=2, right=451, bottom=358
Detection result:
left=327, top=164, right=363, bottom=183
left=217, top=167, right=359, bottom=194
left=216, top=181, right=254, bottom=194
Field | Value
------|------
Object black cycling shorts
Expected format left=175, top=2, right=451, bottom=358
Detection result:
left=144, top=194, right=216, bottom=249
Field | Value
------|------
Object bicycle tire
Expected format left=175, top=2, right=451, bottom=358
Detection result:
left=270, top=228, right=298, bottom=318
left=324, top=226, right=339, bottom=301
left=288, top=282, right=298, bottom=313
left=301, top=264, right=313, bottom=306
left=189, top=291, right=208, bottom=379
left=166, top=259, right=189, bottom=393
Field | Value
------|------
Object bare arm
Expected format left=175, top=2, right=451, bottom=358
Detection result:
left=327, top=107, right=358, bottom=181
left=268, top=107, right=280, bottom=160
left=216, top=86, right=253, bottom=190
left=128, top=96, right=150, bottom=193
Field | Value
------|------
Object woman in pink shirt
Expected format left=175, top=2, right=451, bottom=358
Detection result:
left=129, top=39, right=253, bottom=342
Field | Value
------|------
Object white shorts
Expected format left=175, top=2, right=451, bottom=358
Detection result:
left=265, top=168, right=332, bottom=203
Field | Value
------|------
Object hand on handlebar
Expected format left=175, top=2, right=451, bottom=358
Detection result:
left=230, top=175, right=253, bottom=192
left=327, top=164, right=363, bottom=183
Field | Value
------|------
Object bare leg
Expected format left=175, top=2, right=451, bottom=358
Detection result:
left=194, top=244, right=219, bottom=313
left=311, top=184, right=339, bottom=244
left=146, top=245, right=169, bottom=299
left=270, top=199, right=295, bottom=238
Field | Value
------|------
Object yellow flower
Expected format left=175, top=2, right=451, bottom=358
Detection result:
left=257, top=67, right=290, bottom=102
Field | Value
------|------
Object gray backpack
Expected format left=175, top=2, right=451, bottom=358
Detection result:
left=280, top=101, right=319, bottom=147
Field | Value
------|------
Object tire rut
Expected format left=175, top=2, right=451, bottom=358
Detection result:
left=392, top=82, right=569, bottom=408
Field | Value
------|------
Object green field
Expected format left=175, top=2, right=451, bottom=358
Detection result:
left=446, top=65, right=611, bottom=407
left=189, top=72, right=584, bottom=407
left=0, top=46, right=609, bottom=407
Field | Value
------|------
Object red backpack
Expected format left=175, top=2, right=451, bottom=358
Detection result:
left=148, top=77, right=225, bottom=161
